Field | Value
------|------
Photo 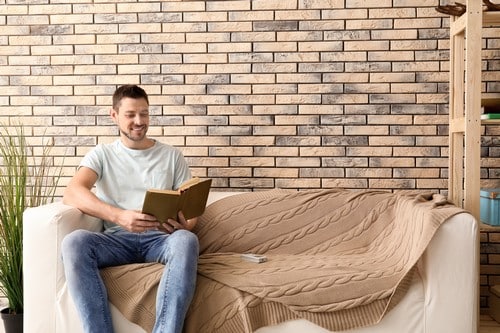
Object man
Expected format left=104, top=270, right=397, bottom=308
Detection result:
left=61, top=84, right=199, bottom=333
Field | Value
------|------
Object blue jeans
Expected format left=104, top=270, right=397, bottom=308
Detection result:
left=61, top=229, right=199, bottom=333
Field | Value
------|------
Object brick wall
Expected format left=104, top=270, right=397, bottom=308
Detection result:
left=1, top=0, right=499, bottom=194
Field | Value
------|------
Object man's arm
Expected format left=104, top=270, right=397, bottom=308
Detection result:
left=63, top=166, right=160, bottom=233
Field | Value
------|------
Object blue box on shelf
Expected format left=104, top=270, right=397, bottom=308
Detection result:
left=480, top=188, right=500, bottom=226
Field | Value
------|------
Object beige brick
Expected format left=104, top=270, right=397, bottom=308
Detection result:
left=231, top=74, right=275, bottom=84
left=76, top=44, right=117, bottom=55
left=393, top=147, right=440, bottom=157
left=253, top=42, right=297, bottom=52
left=322, top=51, right=367, bottom=62
left=186, top=136, right=229, bottom=146
left=368, top=51, right=414, bottom=61
left=275, top=10, right=321, bottom=21
left=53, top=34, right=96, bottom=45
left=52, top=14, right=94, bottom=24
left=346, top=168, right=392, bottom=178
left=394, top=168, right=440, bottom=178
left=371, top=29, right=418, bottom=40
left=229, top=115, right=274, bottom=125
left=231, top=94, right=276, bottom=105
left=416, top=158, right=448, bottom=168
left=347, top=147, right=392, bottom=157
left=229, top=178, right=275, bottom=188
left=323, top=73, right=369, bottom=83
left=206, top=1, right=250, bottom=11
left=0, top=106, right=32, bottom=116
left=187, top=157, right=229, bottom=167
left=9, top=35, right=51, bottom=45
left=346, top=19, right=392, bottom=30
left=0, top=5, right=28, bottom=15
left=370, top=157, right=415, bottom=167
left=73, top=4, right=116, bottom=13
left=254, top=105, right=298, bottom=114
left=394, top=18, right=441, bottom=29
left=299, top=0, right=344, bottom=9
left=7, top=15, right=48, bottom=25
left=162, top=1, right=206, bottom=12
left=300, top=167, right=344, bottom=178
left=323, top=9, right=367, bottom=20
left=391, top=125, right=436, bottom=136
left=345, top=126, right=389, bottom=135
left=277, top=157, right=321, bottom=167
left=164, top=43, right=207, bottom=53
left=208, top=167, right=252, bottom=177
left=416, top=178, right=447, bottom=189
left=369, top=136, right=414, bottom=146
left=117, top=2, right=161, bottom=13
left=232, top=137, right=276, bottom=146
left=276, top=94, right=321, bottom=104
left=276, top=178, right=322, bottom=188
left=253, top=0, right=298, bottom=10
left=230, top=157, right=275, bottom=167
left=322, top=178, right=368, bottom=188
left=96, top=75, right=140, bottom=85
left=208, top=42, right=252, bottom=53
left=208, top=21, right=252, bottom=32
left=207, top=105, right=251, bottom=115
left=345, top=41, right=389, bottom=51
left=253, top=84, right=297, bottom=94
left=95, top=54, right=138, bottom=64
left=184, top=12, right=228, bottom=22
left=323, top=94, right=368, bottom=104
left=185, top=74, right=228, bottom=84
left=369, top=179, right=415, bottom=188
left=210, top=147, right=253, bottom=156
left=417, top=94, right=448, bottom=104
left=207, top=63, right=251, bottom=74
left=254, top=168, right=299, bottom=178
left=229, top=11, right=274, bottom=21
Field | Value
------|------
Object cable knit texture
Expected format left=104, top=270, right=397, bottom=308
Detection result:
left=101, top=189, right=464, bottom=333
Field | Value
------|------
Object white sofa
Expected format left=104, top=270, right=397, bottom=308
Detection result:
left=23, top=191, right=479, bottom=333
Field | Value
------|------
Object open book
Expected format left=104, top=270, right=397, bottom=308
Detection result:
left=142, top=178, right=212, bottom=222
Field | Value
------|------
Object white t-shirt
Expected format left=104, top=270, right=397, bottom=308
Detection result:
left=79, top=139, right=192, bottom=231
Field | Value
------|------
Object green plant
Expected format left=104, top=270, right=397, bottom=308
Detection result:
left=0, top=125, right=62, bottom=314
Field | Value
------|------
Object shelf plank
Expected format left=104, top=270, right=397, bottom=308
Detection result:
left=481, top=119, right=500, bottom=125
left=483, top=11, right=500, bottom=26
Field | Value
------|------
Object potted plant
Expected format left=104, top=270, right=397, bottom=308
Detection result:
left=0, top=124, right=62, bottom=333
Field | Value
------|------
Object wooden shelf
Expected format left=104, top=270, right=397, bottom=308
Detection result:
left=448, top=3, right=500, bottom=221
left=447, top=6, right=499, bottom=330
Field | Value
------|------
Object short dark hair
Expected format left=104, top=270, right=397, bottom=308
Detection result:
left=112, top=85, right=149, bottom=110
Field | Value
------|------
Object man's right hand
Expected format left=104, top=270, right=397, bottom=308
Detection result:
left=116, top=210, right=160, bottom=233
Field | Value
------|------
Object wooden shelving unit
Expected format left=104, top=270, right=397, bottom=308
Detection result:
left=448, top=1, right=500, bottom=221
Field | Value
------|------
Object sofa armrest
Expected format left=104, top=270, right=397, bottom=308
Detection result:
left=419, top=211, right=479, bottom=333
left=23, top=201, right=102, bottom=333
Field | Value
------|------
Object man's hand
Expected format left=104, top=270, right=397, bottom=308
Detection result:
left=160, top=211, right=198, bottom=233
left=116, top=210, right=160, bottom=233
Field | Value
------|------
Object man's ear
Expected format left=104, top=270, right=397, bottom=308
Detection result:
left=110, top=107, right=118, bottom=123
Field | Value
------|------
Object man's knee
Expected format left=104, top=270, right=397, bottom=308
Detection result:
left=61, top=229, right=93, bottom=261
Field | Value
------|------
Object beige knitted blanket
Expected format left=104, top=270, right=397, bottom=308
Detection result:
left=100, top=189, right=464, bottom=333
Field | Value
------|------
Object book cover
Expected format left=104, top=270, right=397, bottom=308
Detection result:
left=141, top=178, right=212, bottom=222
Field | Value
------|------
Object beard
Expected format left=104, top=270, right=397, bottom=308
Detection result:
left=120, top=125, right=148, bottom=142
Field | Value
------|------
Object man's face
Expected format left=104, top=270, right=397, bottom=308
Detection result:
left=110, top=97, right=150, bottom=146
